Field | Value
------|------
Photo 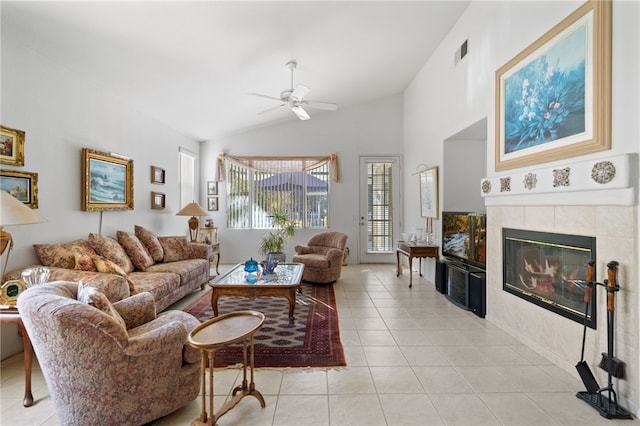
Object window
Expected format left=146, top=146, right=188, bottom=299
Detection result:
left=179, top=148, right=196, bottom=207
left=227, top=162, right=329, bottom=229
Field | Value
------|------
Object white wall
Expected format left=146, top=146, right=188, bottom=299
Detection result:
left=1, top=35, right=201, bottom=358
left=404, top=0, right=640, bottom=415
left=200, top=94, right=404, bottom=264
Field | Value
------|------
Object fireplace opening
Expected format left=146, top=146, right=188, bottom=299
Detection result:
left=503, top=228, right=596, bottom=329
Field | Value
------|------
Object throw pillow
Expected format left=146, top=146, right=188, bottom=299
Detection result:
left=158, top=236, right=189, bottom=263
left=73, top=249, right=97, bottom=272
left=77, top=281, right=127, bottom=330
left=134, top=225, right=164, bottom=262
left=116, top=231, right=154, bottom=271
left=34, top=240, right=97, bottom=269
left=92, top=256, right=136, bottom=294
left=88, top=233, right=134, bottom=273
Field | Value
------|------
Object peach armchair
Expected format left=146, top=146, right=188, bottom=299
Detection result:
left=17, top=281, right=201, bottom=426
left=292, top=232, right=347, bottom=284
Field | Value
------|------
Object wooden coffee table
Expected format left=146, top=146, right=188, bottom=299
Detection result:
left=210, top=263, right=304, bottom=322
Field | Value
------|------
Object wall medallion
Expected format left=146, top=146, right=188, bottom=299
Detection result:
left=591, top=161, right=615, bottom=184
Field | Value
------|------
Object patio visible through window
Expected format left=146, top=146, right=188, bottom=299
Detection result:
left=367, top=162, right=393, bottom=252
left=227, top=162, right=329, bottom=229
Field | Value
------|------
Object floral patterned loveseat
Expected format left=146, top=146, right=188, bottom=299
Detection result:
left=6, top=225, right=212, bottom=311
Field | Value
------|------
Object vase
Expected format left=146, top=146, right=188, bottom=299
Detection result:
left=262, top=254, right=279, bottom=275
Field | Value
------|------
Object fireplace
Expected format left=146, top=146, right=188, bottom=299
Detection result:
left=503, top=228, right=596, bottom=329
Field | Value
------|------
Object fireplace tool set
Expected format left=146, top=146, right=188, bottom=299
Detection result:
left=575, top=260, right=632, bottom=419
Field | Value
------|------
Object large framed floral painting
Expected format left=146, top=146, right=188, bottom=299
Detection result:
left=495, top=0, right=611, bottom=171
left=81, top=148, right=133, bottom=211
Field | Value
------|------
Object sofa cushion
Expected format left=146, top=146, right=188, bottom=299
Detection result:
left=34, top=240, right=97, bottom=269
left=77, top=281, right=127, bottom=330
left=127, top=272, right=180, bottom=302
left=144, top=259, right=209, bottom=286
left=92, top=256, right=136, bottom=294
left=158, top=236, right=190, bottom=263
left=74, top=250, right=98, bottom=272
left=135, top=225, right=164, bottom=262
left=88, top=233, right=134, bottom=274
left=116, top=231, right=154, bottom=271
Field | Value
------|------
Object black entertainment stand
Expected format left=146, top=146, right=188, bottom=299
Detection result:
left=436, top=260, right=486, bottom=318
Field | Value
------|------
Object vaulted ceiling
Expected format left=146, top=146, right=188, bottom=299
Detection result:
left=1, top=1, right=470, bottom=140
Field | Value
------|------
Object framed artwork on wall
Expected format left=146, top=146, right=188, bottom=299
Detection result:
left=207, top=181, right=218, bottom=195
left=0, top=169, right=38, bottom=208
left=151, top=166, right=165, bottom=184
left=81, top=148, right=133, bottom=211
left=495, top=0, right=611, bottom=171
left=151, top=191, right=165, bottom=209
left=207, top=196, right=218, bottom=211
left=419, top=166, right=438, bottom=219
left=0, top=125, right=25, bottom=166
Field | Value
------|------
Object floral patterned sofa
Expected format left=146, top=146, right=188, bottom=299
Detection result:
left=5, top=225, right=212, bottom=312
left=18, top=280, right=201, bottom=425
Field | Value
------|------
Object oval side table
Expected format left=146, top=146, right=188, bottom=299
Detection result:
left=187, top=310, right=265, bottom=426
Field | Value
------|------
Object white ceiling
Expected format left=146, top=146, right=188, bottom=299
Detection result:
left=1, top=1, right=470, bottom=140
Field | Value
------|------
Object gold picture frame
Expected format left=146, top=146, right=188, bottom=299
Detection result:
left=0, top=169, right=39, bottom=208
left=81, top=148, right=133, bottom=211
left=151, top=191, right=165, bottom=210
left=419, top=166, right=438, bottom=219
left=495, top=0, right=611, bottom=171
left=0, top=125, right=25, bottom=166
left=151, top=165, right=165, bottom=184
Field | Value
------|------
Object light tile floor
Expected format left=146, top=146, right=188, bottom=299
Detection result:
left=1, top=264, right=638, bottom=425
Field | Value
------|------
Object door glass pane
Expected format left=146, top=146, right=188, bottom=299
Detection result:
left=367, top=162, right=393, bottom=253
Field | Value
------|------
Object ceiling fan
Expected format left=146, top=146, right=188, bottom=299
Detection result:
left=250, top=60, right=338, bottom=121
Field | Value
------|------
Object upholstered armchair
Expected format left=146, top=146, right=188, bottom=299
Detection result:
left=17, top=281, right=201, bottom=426
left=292, top=232, right=347, bottom=284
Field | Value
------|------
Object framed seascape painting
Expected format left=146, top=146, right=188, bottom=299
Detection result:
left=419, top=166, right=438, bottom=219
left=81, top=148, right=133, bottom=211
left=0, top=126, right=25, bottom=166
left=495, top=0, right=611, bottom=171
left=0, top=170, right=38, bottom=208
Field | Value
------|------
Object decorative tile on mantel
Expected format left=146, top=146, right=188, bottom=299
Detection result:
left=479, top=154, right=635, bottom=205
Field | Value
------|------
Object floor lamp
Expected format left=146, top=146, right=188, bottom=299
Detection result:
left=176, top=201, right=208, bottom=242
left=1, top=191, right=47, bottom=279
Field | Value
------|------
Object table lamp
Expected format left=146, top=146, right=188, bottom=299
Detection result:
left=1, top=191, right=47, bottom=278
left=176, top=201, right=208, bottom=242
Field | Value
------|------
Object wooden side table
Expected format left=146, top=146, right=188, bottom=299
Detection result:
left=396, top=241, right=439, bottom=288
left=0, top=306, right=34, bottom=407
left=199, top=227, right=220, bottom=275
left=187, top=310, right=266, bottom=426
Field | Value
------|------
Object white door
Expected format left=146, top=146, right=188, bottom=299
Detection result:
left=359, top=156, right=401, bottom=263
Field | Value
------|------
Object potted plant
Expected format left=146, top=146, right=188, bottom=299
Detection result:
left=259, top=210, right=296, bottom=264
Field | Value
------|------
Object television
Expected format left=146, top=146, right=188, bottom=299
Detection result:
left=442, top=211, right=487, bottom=268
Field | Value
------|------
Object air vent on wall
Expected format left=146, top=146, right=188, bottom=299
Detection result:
left=454, top=38, right=469, bottom=65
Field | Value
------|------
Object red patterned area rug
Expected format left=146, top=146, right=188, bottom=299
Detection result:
left=183, top=283, right=346, bottom=368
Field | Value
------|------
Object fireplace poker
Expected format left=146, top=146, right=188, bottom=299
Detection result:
left=598, top=261, right=626, bottom=379
left=575, top=260, right=600, bottom=394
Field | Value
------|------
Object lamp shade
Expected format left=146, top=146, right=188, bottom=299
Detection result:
left=1, top=191, right=46, bottom=226
left=176, top=202, right=208, bottom=217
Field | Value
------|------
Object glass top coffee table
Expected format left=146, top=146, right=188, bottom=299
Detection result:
left=209, top=263, right=304, bottom=322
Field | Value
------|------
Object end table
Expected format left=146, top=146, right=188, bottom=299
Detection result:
left=0, top=306, right=34, bottom=407
left=199, top=227, right=220, bottom=275
left=187, top=310, right=265, bottom=426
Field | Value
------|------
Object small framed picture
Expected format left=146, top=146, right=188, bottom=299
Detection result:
left=207, top=181, right=218, bottom=195
left=151, top=191, right=165, bottom=210
left=207, top=196, right=218, bottom=211
left=151, top=166, right=165, bottom=184
left=0, top=125, right=25, bottom=166
left=0, top=169, right=39, bottom=208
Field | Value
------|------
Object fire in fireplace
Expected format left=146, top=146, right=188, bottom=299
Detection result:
left=503, top=228, right=596, bottom=328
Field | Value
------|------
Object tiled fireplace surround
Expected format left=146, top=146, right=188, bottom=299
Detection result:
left=486, top=205, right=638, bottom=415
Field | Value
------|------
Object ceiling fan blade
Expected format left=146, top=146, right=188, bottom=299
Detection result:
left=257, top=104, right=285, bottom=115
left=291, top=105, right=310, bottom=120
left=304, top=100, right=338, bottom=111
left=249, top=92, right=282, bottom=102
left=291, top=84, right=310, bottom=101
